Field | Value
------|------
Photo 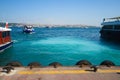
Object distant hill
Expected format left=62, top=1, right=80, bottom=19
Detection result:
left=0, top=22, right=99, bottom=28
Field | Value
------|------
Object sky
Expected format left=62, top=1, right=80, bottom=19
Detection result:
left=0, top=0, right=120, bottom=26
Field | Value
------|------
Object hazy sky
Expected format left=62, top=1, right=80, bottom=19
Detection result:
left=0, top=0, right=120, bottom=26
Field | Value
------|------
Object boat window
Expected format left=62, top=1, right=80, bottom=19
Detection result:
left=2, top=31, right=10, bottom=38
left=2, top=32, right=6, bottom=38
left=6, top=31, right=10, bottom=36
left=114, top=25, right=120, bottom=29
left=102, top=25, right=113, bottom=29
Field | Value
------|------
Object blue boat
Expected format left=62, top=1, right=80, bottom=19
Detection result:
left=23, top=25, right=34, bottom=33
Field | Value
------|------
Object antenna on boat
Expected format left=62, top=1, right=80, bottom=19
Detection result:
left=5, top=22, right=8, bottom=28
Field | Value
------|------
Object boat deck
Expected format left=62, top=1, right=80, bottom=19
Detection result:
left=0, top=66, right=120, bottom=80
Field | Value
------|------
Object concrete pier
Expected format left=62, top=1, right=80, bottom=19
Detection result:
left=0, top=66, right=120, bottom=80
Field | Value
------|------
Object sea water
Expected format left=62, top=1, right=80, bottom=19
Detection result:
left=0, top=27, right=120, bottom=66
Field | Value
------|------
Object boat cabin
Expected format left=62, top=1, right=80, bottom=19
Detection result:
left=0, top=27, right=11, bottom=45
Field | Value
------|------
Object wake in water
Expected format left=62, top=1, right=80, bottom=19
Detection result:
left=31, top=37, right=111, bottom=53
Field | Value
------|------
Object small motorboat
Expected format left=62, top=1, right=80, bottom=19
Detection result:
left=23, top=25, right=34, bottom=33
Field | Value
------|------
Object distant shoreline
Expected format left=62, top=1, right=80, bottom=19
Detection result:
left=0, top=22, right=100, bottom=28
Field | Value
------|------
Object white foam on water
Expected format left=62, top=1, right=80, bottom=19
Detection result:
left=0, top=70, right=17, bottom=76
left=31, top=37, right=112, bottom=52
left=13, top=40, right=18, bottom=43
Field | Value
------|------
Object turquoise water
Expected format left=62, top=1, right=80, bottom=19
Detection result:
left=0, top=27, right=120, bottom=66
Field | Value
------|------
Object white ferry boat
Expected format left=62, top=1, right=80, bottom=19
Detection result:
left=23, top=25, right=34, bottom=33
left=100, top=17, right=120, bottom=41
left=0, top=22, right=13, bottom=52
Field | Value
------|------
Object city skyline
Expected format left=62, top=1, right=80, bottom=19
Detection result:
left=0, top=0, right=120, bottom=26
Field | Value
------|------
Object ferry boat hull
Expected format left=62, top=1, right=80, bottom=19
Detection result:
left=0, top=41, right=13, bottom=53
left=100, top=30, right=120, bottom=40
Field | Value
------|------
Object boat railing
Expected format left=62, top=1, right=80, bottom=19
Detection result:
left=103, top=17, right=120, bottom=23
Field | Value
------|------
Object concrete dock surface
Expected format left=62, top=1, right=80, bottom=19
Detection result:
left=0, top=66, right=120, bottom=80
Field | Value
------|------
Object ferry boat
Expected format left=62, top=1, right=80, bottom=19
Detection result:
left=100, top=17, right=120, bottom=41
left=0, top=22, right=13, bottom=52
left=23, top=25, right=34, bottom=33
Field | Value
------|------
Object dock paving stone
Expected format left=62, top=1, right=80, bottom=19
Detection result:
left=0, top=67, right=120, bottom=80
